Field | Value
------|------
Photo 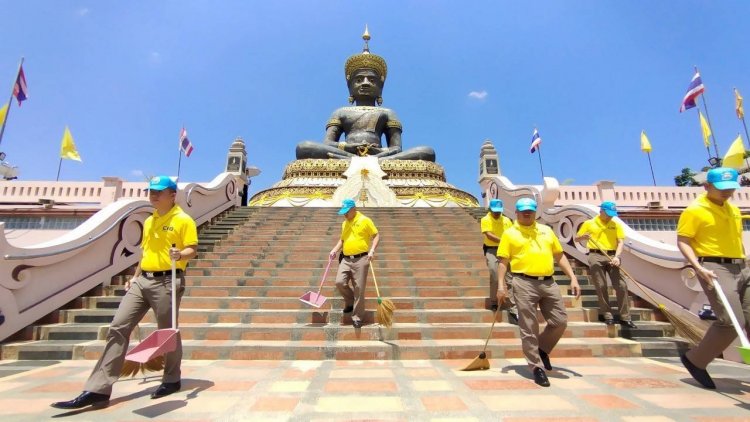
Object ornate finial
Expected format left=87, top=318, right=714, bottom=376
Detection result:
left=362, top=25, right=371, bottom=52
left=345, top=26, right=387, bottom=82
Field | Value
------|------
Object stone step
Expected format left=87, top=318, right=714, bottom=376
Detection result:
left=33, top=321, right=613, bottom=342
left=2, top=337, right=642, bottom=361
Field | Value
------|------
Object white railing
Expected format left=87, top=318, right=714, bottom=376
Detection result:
left=0, top=173, right=242, bottom=342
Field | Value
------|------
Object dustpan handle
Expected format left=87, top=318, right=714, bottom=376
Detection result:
left=171, top=244, right=178, bottom=330
left=712, top=279, right=750, bottom=348
left=316, top=256, right=334, bottom=295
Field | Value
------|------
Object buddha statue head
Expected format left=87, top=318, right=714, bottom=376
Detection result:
left=345, top=26, right=388, bottom=105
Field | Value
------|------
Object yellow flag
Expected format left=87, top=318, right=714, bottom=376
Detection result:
left=60, top=126, right=82, bottom=161
left=699, top=111, right=711, bottom=147
left=722, top=134, right=746, bottom=169
left=736, top=88, right=745, bottom=120
left=640, top=131, right=652, bottom=153
left=0, top=103, right=7, bottom=124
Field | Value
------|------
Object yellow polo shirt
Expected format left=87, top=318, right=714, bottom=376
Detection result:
left=141, top=205, right=198, bottom=271
left=677, top=194, right=744, bottom=258
left=480, top=212, right=512, bottom=247
left=577, top=215, right=624, bottom=251
left=341, top=211, right=378, bottom=256
left=498, top=221, right=563, bottom=277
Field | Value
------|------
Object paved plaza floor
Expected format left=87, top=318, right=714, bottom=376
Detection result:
left=0, top=356, right=748, bottom=421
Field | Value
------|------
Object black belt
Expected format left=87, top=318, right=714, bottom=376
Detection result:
left=143, top=269, right=183, bottom=278
left=512, top=273, right=552, bottom=281
left=344, top=252, right=368, bottom=259
left=700, top=257, right=744, bottom=265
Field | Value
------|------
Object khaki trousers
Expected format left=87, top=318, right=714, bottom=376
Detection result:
left=587, top=252, right=631, bottom=321
left=512, top=275, right=568, bottom=369
left=686, top=261, right=750, bottom=369
left=84, top=273, right=185, bottom=395
left=485, top=248, right=517, bottom=312
left=335, top=255, right=369, bottom=323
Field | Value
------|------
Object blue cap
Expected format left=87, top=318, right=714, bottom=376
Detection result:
left=515, top=197, right=537, bottom=212
left=145, top=175, right=177, bottom=191
left=489, top=199, right=503, bottom=213
left=338, top=198, right=356, bottom=215
left=706, top=167, right=740, bottom=190
left=600, top=201, right=618, bottom=217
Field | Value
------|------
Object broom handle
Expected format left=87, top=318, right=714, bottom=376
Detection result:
left=171, top=244, right=177, bottom=330
left=712, top=280, right=750, bottom=348
left=316, top=256, right=333, bottom=295
left=481, top=309, right=500, bottom=352
left=369, top=262, right=381, bottom=298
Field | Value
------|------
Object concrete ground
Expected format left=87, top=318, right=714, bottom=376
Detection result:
left=1, top=356, right=749, bottom=421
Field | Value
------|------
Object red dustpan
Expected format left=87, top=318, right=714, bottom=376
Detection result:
left=300, top=256, right=333, bottom=308
left=125, top=258, right=180, bottom=364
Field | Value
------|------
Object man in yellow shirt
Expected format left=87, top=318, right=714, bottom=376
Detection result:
left=329, top=199, right=380, bottom=328
left=52, top=176, right=198, bottom=409
left=575, top=201, right=636, bottom=328
left=481, top=199, right=517, bottom=322
left=497, top=198, right=581, bottom=387
left=676, top=167, right=749, bottom=389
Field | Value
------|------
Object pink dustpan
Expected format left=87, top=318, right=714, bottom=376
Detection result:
left=300, top=256, right=333, bottom=308
left=125, top=257, right=181, bottom=364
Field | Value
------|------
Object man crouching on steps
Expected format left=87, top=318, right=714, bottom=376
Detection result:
left=496, top=198, right=580, bottom=387
left=329, top=199, right=380, bottom=329
left=51, top=175, right=198, bottom=410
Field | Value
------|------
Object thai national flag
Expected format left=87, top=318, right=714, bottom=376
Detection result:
left=679, top=71, right=705, bottom=113
left=13, top=65, right=27, bottom=106
left=529, top=129, right=542, bottom=153
left=179, top=127, right=194, bottom=157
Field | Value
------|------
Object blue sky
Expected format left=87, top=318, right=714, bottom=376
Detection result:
left=1, top=1, right=748, bottom=199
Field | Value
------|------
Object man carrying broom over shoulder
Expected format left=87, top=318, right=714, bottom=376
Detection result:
left=51, top=176, right=197, bottom=409
left=329, top=198, right=380, bottom=329
left=677, top=167, right=749, bottom=390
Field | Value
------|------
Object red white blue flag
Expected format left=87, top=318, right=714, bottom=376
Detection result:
left=179, top=127, right=194, bottom=157
left=13, top=65, right=27, bottom=106
left=529, top=129, right=542, bottom=153
left=679, top=71, right=705, bottom=113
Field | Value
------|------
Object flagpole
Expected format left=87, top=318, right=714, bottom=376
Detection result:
left=695, top=67, right=720, bottom=159
left=646, top=152, right=656, bottom=186
left=537, top=146, right=545, bottom=179
left=696, top=110, right=713, bottom=162
left=0, top=57, right=24, bottom=148
left=56, top=157, right=62, bottom=181
left=177, top=152, right=182, bottom=181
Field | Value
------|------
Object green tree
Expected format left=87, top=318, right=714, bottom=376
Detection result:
left=674, top=167, right=700, bottom=187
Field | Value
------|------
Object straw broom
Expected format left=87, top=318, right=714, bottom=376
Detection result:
left=120, top=324, right=165, bottom=377
left=369, top=262, right=395, bottom=327
left=461, top=309, right=500, bottom=371
left=587, top=237, right=704, bottom=345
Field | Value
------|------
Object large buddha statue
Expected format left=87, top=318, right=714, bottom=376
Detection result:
left=296, top=28, right=436, bottom=162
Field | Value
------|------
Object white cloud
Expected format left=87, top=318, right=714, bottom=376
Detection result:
left=131, top=170, right=147, bottom=181
left=77, top=8, right=90, bottom=17
left=468, top=90, right=488, bottom=100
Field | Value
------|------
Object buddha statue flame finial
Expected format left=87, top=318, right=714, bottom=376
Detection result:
left=345, top=25, right=387, bottom=82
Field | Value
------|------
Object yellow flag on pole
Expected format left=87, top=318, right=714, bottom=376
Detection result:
left=60, top=126, right=82, bottom=161
left=640, top=131, right=652, bottom=153
left=722, top=134, right=746, bottom=169
left=736, top=88, right=745, bottom=120
left=0, top=103, right=7, bottom=124
left=699, top=111, right=711, bottom=147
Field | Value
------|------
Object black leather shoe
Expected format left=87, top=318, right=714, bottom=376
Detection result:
left=680, top=352, right=716, bottom=389
left=620, top=320, right=638, bottom=329
left=490, top=304, right=499, bottom=312
left=151, top=381, right=181, bottom=399
left=51, top=391, right=110, bottom=409
left=539, top=348, right=552, bottom=371
left=352, top=320, right=362, bottom=329
left=507, top=311, right=519, bottom=325
left=533, top=367, right=550, bottom=387
left=597, top=315, right=606, bottom=322
left=343, top=305, right=354, bottom=313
